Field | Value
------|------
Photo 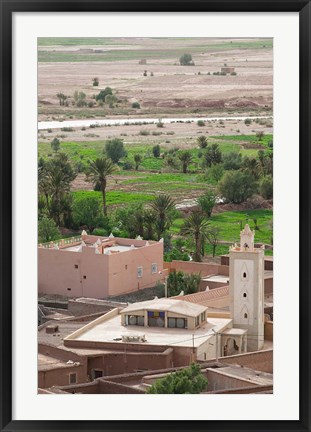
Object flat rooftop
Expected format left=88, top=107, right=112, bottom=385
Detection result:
left=68, top=314, right=232, bottom=348
left=64, top=243, right=137, bottom=253
left=38, top=354, right=80, bottom=372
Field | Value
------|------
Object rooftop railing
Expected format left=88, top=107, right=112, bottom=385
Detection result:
left=39, top=236, right=82, bottom=249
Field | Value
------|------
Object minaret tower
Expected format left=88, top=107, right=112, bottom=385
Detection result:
left=229, top=224, right=265, bottom=351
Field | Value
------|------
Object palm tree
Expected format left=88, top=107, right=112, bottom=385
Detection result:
left=87, top=158, right=117, bottom=216
left=178, top=151, right=193, bottom=173
left=181, top=211, right=210, bottom=262
left=143, top=209, right=156, bottom=240
left=134, top=154, right=142, bottom=170
left=197, top=136, right=208, bottom=149
left=149, top=194, right=176, bottom=240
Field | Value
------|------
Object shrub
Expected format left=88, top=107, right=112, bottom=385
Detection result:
left=244, top=118, right=252, bottom=126
left=95, top=87, right=113, bottom=102
left=152, top=144, right=161, bottom=158
left=179, top=53, right=195, bottom=66
left=123, top=161, right=134, bottom=170
left=197, top=120, right=205, bottom=127
left=132, top=102, right=140, bottom=109
left=92, top=77, right=99, bottom=86
left=61, top=127, right=74, bottom=132
left=139, top=129, right=150, bottom=136
left=260, top=175, right=273, bottom=199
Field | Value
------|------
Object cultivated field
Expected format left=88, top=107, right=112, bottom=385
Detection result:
left=38, top=37, right=273, bottom=121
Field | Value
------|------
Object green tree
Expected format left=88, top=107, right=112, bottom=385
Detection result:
left=197, top=189, right=217, bottom=218
left=197, top=136, right=208, bottom=149
left=73, top=91, right=87, bottom=107
left=222, top=151, right=242, bottom=170
left=181, top=211, right=210, bottom=262
left=86, top=157, right=117, bottom=216
left=95, top=87, right=113, bottom=102
left=208, top=164, right=224, bottom=183
left=178, top=150, right=193, bottom=174
left=260, top=175, right=273, bottom=199
left=105, top=93, right=118, bottom=107
left=134, top=154, right=142, bottom=170
left=147, top=363, right=208, bottom=394
left=149, top=194, right=176, bottom=240
left=72, top=196, right=103, bottom=233
left=132, top=101, right=140, bottom=109
left=38, top=216, right=60, bottom=243
left=50, top=138, right=60, bottom=153
left=56, top=92, right=67, bottom=106
left=203, top=144, right=222, bottom=167
left=152, top=144, right=161, bottom=158
left=92, top=77, right=99, bottom=86
left=242, top=156, right=260, bottom=179
left=218, top=170, right=257, bottom=204
left=41, top=153, right=76, bottom=226
left=179, top=53, right=194, bottom=66
left=206, top=226, right=220, bottom=257
left=143, top=209, right=156, bottom=240
left=105, top=139, right=126, bottom=164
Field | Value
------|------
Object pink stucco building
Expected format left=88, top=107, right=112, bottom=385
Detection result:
left=38, top=233, right=165, bottom=298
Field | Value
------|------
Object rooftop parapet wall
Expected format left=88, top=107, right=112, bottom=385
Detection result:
left=169, top=260, right=229, bottom=277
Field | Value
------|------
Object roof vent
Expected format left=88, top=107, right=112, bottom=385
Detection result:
left=46, top=324, right=59, bottom=334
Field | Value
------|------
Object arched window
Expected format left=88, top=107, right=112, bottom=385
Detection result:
left=244, top=312, right=248, bottom=319
left=243, top=292, right=247, bottom=298
left=243, top=272, right=247, bottom=278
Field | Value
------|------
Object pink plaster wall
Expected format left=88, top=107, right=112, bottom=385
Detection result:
left=38, top=237, right=163, bottom=299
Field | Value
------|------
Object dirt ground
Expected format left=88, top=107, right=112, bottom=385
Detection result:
left=38, top=37, right=273, bottom=123
left=38, top=117, right=273, bottom=145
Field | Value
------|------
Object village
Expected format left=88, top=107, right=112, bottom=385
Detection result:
left=37, top=37, right=273, bottom=395
left=38, top=224, right=273, bottom=394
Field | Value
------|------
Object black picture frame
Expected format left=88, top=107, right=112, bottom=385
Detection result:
left=0, top=1, right=310, bottom=431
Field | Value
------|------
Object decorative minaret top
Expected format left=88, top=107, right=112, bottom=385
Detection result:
left=240, top=224, right=255, bottom=252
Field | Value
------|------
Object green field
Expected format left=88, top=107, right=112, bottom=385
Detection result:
left=38, top=39, right=272, bottom=63
left=72, top=190, right=154, bottom=206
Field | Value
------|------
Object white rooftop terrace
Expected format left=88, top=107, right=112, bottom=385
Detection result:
left=66, top=312, right=232, bottom=349
left=63, top=243, right=137, bottom=253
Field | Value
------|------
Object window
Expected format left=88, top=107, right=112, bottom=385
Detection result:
left=93, top=370, right=103, bottom=379
left=243, top=293, right=247, bottom=298
left=151, top=263, right=158, bottom=274
left=244, top=313, right=248, bottom=319
left=148, top=310, right=165, bottom=327
left=243, top=272, right=247, bottom=278
left=127, top=315, right=144, bottom=326
left=83, top=275, right=86, bottom=279
left=69, top=373, right=77, bottom=384
left=137, top=266, right=143, bottom=278
left=125, top=265, right=128, bottom=270
left=74, top=264, right=78, bottom=269
left=67, top=288, right=71, bottom=291
left=195, top=316, right=200, bottom=327
left=200, top=312, right=206, bottom=322
left=168, top=317, right=187, bottom=329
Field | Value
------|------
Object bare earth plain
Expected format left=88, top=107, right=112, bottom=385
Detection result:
left=38, top=37, right=273, bottom=123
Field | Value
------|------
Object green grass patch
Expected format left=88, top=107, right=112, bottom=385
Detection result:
left=38, top=37, right=123, bottom=46
left=170, top=209, right=273, bottom=256
left=72, top=190, right=154, bottom=206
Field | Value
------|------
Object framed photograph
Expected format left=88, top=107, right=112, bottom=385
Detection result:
left=1, top=0, right=310, bottom=431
